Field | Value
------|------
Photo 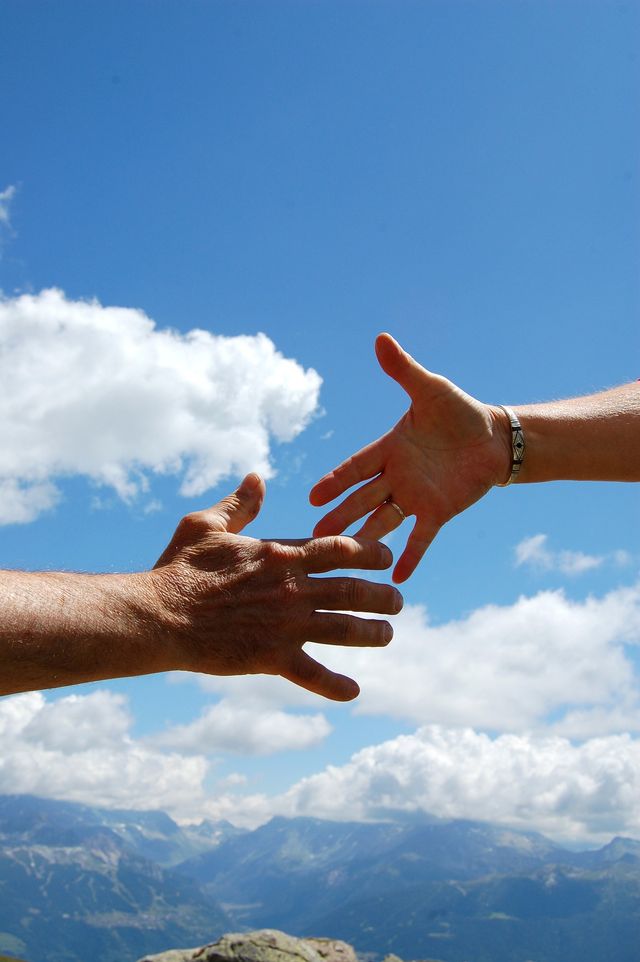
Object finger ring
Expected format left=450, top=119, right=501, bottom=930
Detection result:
left=386, top=499, right=406, bottom=521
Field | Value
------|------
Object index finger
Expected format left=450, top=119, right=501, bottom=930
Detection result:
left=297, top=535, right=393, bottom=574
left=309, top=437, right=385, bottom=507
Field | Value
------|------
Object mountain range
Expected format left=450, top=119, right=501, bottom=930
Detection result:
left=0, top=795, right=231, bottom=962
left=0, top=794, right=639, bottom=962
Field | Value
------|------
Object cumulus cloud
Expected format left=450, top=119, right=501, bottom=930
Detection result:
left=273, top=726, right=640, bottom=844
left=189, top=583, right=640, bottom=738
left=152, top=699, right=331, bottom=755
left=0, top=689, right=332, bottom=820
left=515, top=533, right=604, bottom=575
left=0, top=288, right=321, bottom=524
left=0, top=691, right=209, bottom=816
left=4, top=677, right=640, bottom=843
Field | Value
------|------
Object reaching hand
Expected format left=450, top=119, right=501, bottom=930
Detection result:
left=309, top=334, right=512, bottom=583
left=148, top=473, right=402, bottom=701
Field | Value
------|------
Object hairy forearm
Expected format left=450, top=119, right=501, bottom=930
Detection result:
left=0, top=570, right=168, bottom=696
left=506, top=382, right=640, bottom=484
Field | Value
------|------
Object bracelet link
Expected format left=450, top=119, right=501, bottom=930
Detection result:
left=497, top=405, right=525, bottom=486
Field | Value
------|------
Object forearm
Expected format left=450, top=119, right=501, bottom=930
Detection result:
left=502, top=382, right=640, bottom=484
left=0, top=570, right=170, bottom=696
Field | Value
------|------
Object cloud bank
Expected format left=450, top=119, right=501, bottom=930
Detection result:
left=0, top=690, right=331, bottom=818
left=3, top=659, right=640, bottom=843
left=0, top=288, right=321, bottom=523
left=0, top=691, right=209, bottom=815
left=276, top=725, right=640, bottom=844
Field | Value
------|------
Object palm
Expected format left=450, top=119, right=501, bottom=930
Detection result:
left=310, top=335, right=508, bottom=582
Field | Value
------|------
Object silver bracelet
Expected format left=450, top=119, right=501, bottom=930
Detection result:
left=497, top=405, right=525, bottom=486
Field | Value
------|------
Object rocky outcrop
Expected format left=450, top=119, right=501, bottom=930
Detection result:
left=137, top=929, right=359, bottom=962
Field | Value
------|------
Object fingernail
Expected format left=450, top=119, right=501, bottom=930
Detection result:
left=240, top=473, right=261, bottom=493
left=393, top=590, right=404, bottom=613
left=383, top=622, right=394, bottom=643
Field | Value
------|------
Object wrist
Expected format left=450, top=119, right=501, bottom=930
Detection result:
left=124, top=571, right=186, bottom=674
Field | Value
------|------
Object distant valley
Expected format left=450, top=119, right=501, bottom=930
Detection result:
left=0, top=795, right=639, bottom=962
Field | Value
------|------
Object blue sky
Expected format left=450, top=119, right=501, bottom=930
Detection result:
left=0, top=0, right=639, bottom=843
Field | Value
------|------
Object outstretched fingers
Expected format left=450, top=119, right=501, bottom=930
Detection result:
left=392, top=517, right=440, bottom=583
left=312, top=475, right=388, bottom=538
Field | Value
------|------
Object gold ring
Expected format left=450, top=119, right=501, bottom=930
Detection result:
left=386, top=499, right=406, bottom=521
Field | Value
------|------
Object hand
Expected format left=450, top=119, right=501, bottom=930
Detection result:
left=310, top=333, right=512, bottom=583
left=146, top=473, right=402, bottom=701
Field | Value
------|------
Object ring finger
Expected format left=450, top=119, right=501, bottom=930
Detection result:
left=354, top=499, right=407, bottom=542
left=306, top=611, right=393, bottom=647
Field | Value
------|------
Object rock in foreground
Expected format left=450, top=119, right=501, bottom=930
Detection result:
left=137, top=929, right=359, bottom=962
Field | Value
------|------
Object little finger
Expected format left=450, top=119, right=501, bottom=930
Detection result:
left=280, top=649, right=360, bottom=701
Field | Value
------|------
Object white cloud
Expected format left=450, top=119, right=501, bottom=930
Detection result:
left=0, top=184, right=16, bottom=228
left=152, top=699, right=331, bottom=755
left=0, top=479, right=60, bottom=524
left=3, top=679, right=640, bottom=844
left=515, top=533, right=604, bottom=575
left=0, top=691, right=209, bottom=817
left=0, top=689, right=330, bottom=822
left=0, top=288, right=321, bottom=524
left=272, top=725, right=640, bottom=844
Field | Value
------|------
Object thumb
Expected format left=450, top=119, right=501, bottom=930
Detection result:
left=208, top=473, right=266, bottom=534
left=375, top=332, right=430, bottom=401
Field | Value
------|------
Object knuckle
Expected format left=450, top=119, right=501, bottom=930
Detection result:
left=261, top=540, right=292, bottom=566
left=341, top=578, right=365, bottom=610
left=333, top=616, right=352, bottom=643
left=177, top=511, right=211, bottom=539
left=328, top=535, right=354, bottom=564
left=337, top=456, right=353, bottom=478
